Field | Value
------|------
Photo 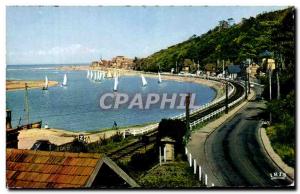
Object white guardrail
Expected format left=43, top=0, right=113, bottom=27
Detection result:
left=189, top=83, right=246, bottom=129
left=130, top=123, right=159, bottom=136
left=128, top=74, right=244, bottom=136
left=171, top=82, right=235, bottom=120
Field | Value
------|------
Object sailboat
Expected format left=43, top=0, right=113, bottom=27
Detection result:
left=99, top=72, right=103, bottom=81
left=89, top=71, right=93, bottom=80
left=95, top=71, right=100, bottom=82
left=113, top=76, right=119, bottom=92
left=158, top=72, right=162, bottom=83
left=42, top=76, right=48, bottom=90
left=87, top=70, right=90, bottom=79
left=141, top=74, right=147, bottom=87
left=61, top=74, right=67, bottom=87
left=98, top=71, right=102, bottom=81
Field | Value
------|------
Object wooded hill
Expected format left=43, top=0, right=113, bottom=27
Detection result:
left=134, top=7, right=295, bottom=74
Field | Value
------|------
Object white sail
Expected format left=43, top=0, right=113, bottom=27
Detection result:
left=141, top=74, right=147, bottom=86
left=158, top=72, right=162, bottom=83
left=113, top=76, right=118, bottom=91
left=62, top=74, right=67, bottom=86
left=87, top=70, right=90, bottom=78
left=45, top=76, right=48, bottom=88
left=97, top=71, right=101, bottom=81
left=96, top=71, right=99, bottom=80
left=99, top=72, right=103, bottom=80
left=93, top=71, right=96, bottom=80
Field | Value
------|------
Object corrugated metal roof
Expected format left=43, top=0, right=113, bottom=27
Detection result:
left=6, top=149, right=102, bottom=189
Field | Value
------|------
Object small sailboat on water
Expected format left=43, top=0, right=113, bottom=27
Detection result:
left=89, top=71, right=93, bottom=80
left=141, top=74, right=147, bottom=87
left=87, top=70, right=90, bottom=79
left=158, top=72, right=162, bottom=83
left=113, top=76, right=119, bottom=92
left=42, top=76, right=48, bottom=90
left=61, top=74, right=67, bottom=87
left=94, top=71, right=101, bottom=82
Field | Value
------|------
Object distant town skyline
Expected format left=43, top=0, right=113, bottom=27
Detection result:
left=7, top=6, right=286, bottom=65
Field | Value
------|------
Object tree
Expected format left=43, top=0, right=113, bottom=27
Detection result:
left=156, top=119, right=186, bottom=155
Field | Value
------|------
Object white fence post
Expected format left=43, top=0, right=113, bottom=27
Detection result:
left=205, top=174, right=208, bottom=186
left=199, top=166, right=202, bottom=181
left=193, top=159, right=197, bottom=174
left=189, top=153, right=192, bottom=167
left=164, top=146, right=166, bottom=163
left=159, top=146, right=161, bottom=166
left=185, top=147, right=188, bottom=155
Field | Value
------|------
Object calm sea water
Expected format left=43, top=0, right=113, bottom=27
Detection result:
left=6, top=64, right=216, bottom=131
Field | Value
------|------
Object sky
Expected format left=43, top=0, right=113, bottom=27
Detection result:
left=6, top=6, right=286, bottom=65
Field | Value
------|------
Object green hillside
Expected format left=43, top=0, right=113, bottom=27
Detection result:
left=134, top=7, right=295, bottom=73
left=135, top=7, right=296, bottom=167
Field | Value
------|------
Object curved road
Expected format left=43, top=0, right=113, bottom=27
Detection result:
left=204, top=90, right=293, bottom=187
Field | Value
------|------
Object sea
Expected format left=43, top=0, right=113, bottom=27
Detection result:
left=6, top=64, right=216, bottom=132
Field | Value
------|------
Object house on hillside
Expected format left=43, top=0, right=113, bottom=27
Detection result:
left=249, top=63, right=260, bottom=77
left=181, top=63, right=190, bottom=73
left=227, top=65, right=241, bottom=79
left=6, top=149, right=139, bottom=189
left=204, top=63, right=217, bottom=76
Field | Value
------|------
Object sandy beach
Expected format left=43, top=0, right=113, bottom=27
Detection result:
left=16, top=66, right=224, bottom=149
left=18, top=124, right=158, bottom=149
left=6, top=80, right=59, bottom=91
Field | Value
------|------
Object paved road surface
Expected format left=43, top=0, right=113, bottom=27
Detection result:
left=204, top=96, right=292, bottom=187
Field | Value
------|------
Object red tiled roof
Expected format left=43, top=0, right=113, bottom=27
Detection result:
left=6, top=149, right=102, bottom=189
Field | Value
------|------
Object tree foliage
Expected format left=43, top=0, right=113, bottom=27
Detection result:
left=133, top=7, right=295, bottom=73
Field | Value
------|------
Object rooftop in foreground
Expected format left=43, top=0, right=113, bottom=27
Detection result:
left=6, top=148, right=139, bottom=189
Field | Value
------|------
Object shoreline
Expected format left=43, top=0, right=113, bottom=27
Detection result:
left=6, top=80, right=59, bottom=91
left=14, top=65, right=224, bottom=149
left=57, top=65, right=224, bottom=99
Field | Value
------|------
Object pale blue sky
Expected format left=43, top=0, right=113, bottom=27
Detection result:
left=6, top=6, right=285, bottom=65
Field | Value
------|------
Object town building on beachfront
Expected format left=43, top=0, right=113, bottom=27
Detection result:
left=111, top=56, right=134, bottom=69
left=91, top=56, right=134, bottom=69
left=6, top=148, right=139, bottom=189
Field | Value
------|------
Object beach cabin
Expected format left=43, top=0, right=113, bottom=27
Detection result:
left=159, top=137, right=176, bottom=163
